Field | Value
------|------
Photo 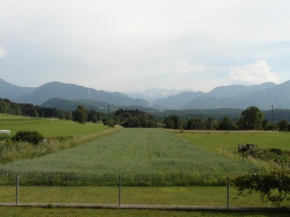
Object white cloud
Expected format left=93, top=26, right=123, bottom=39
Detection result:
left=0, top=46, right=6, bottom=58
left=228, top=60, right=280, bottom=85
left=1, top=1, right=290, bottom=90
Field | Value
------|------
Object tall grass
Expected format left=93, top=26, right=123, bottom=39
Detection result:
left=0, top=126, right=122, bottom=164
left=0, top=129, right=261, bottom=186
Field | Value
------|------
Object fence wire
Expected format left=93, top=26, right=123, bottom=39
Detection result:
left=0, top=173, right=289, bottom=208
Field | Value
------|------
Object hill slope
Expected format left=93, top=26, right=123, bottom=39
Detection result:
left=16, top=82, right=149, bottom=107
left=155, top=81, right=290, bottom=110
left=0, top=79, right=35, bottom=101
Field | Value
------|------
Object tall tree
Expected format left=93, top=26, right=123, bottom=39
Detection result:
left=218, top=116, right=234, bottom=130
left=278, top=120, right=288, bottom=131
left=73, top=105, right=88, bottom=123
left=164, top=115, right=181, bottom=129
left=239, top=106, right=264, bottom=130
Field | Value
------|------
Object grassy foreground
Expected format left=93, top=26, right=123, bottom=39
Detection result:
left=1, top=207, right=289, bottom=217
left=1, top=186, right=286, bottom=207
left=0, top=129, right=260, bottom=185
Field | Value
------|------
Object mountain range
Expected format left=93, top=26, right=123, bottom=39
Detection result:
left=1, top=78, right=290, bottom=111
left=152, top=81, right=290, bottom=110
left=126, top=88, right=193, bottom=104
left=0, top=79, right=149, bottom=107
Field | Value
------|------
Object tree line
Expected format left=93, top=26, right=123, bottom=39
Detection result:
left=164, top=106, right=290, bottom=131
left=0, top=98, right=106, bottom=123
left=2, top=98, right=290, bottom=131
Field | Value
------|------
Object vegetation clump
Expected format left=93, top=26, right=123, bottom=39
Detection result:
left=114, top=109, right=157, bottom=128
left=232, top=170, right=290, bottom=207
left=11, top=131, right=44, bottom=145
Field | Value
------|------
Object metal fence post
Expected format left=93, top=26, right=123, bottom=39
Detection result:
left=119, top=174, right=121, bottom=206
left=226, top=177, right=230, bottom=209
left=16, top=174, right=19, bottom=204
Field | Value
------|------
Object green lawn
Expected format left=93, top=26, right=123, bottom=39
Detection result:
left=1, top=186, right=286, bottom=207
left=0, top=113, right=107, bottom=137
left=1, top=207, right=289, bottom=217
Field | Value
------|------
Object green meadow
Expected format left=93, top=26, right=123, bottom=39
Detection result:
left=173, top=130, right=290, bottom=153
left=0, top=129, right=261, bottom=185
left=0, top=113, right=107, bottom=137
left=0, top=114, right=290, bottom=212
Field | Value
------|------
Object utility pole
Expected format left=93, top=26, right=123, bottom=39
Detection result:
left=272, top=104, right=274, bottom=131
left=107, top=104, right=110, bottom=129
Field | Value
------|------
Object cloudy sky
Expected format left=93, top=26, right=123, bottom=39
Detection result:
left=1, top=0, right=290, bottom=92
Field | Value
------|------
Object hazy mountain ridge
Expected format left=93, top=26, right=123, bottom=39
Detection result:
left=208, top=82, right=277, bottom=99
left=126, top=88, right=193, bottom=104
left=154, top=81, right=290, bottom=110
left=1, top=78, right=290, bottom=110
left=42, top=98, right=156, bottom=112
left=0, top=79, right=36, bottom=101
left=151, top=91, right=206, bottom=110
left=0, top=80, right=149, bottom=107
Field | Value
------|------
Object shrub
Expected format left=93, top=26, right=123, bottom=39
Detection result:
left=231, top=170, right=290, bottom=207
left=12, top=131, right=45, bottom=145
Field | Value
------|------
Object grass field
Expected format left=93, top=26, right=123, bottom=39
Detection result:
left=0, top=113, right=107, bottom=137
left=0, top=119, right=290, bottom=214
left=0, top=129, right=260, bottom=185
left=0, top=113, right=122, bottom=164
left=0, top=185, right=283, bottom=207
left=172, top=130, right=290, bottom=154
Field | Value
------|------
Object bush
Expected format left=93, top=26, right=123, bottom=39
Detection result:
left=12, top=131, right=45, bottom=145
left=232, top=170, right=290, bottom=207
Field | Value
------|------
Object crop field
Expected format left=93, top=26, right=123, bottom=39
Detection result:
left=0, top=129, right=261, bottom=185
left=0, top=113, right=107, bottom=137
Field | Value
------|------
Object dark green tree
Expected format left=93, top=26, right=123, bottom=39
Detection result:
left=88, top=109, right=98, bottom=123
left=239, top=106, right=264, bottom=130
left=65, top=111, right=73, bottom=120
left=73, top=105, right=88, bottom=123
left=218, top=116, right=234, bottom=130
left=0, top=101, right=7, bottom=113
left=278, top=120, right=288, bottom=131
left=57, top=109, right=65, bottom=119
left=164, top=115, right=181, bottom=129
left=186, top=118, right=204, bottom=130
left=205, top=117, right=215, bottom=130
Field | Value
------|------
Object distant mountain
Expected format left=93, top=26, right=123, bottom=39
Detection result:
left=42, top=98, right=156, bottom=112
left=237, top=80, right=290, bottom=109
left=208, top=82, right=277, bottom=99
left=42, top=98, right=118, bottom=111
left=2, top=77, right=290, bottom=111
left=151, top=91, right=206, bottom=110
left=180, top=97, right=235, bottom=110
left=182, top=81, right=290, bottom=110
left=153, top=82, right=290, bottom=110
left=0, top=79, right=35, bottom=101
left=126, top=88, right=193, bottom=104
left=15, top=81, right=149, bottom=107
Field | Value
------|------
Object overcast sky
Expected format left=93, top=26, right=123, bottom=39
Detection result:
left=1, top=0, right=290, bottom=92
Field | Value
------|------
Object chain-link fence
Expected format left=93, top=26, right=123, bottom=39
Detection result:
left=0, top=173, right=289, bottom=208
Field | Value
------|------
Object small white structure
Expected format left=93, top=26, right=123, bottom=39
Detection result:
left=0, top=130, right=10, bottom=136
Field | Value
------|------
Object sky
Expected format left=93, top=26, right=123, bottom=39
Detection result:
left=0, top=0, right=290, bottom=93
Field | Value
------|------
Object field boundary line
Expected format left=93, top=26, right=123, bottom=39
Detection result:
left=0, top=203, right=289, bottom=212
